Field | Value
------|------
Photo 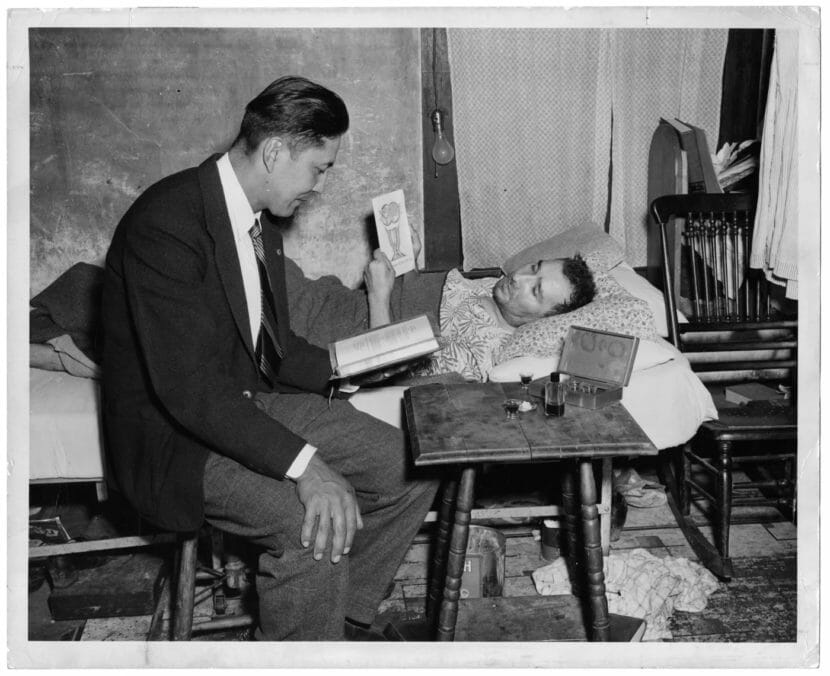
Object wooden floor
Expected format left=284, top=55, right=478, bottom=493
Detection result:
left=28, top=463, right=798, bottom=644
left=372, top=485, right=797, bottom=643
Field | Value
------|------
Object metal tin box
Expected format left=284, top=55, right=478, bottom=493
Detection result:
left=558, top=326, right=640, bottom=409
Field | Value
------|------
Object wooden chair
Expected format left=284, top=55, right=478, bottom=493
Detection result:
left=649, top=192, right=797, bottom=579
left=170, top=529, right=255, bottom=640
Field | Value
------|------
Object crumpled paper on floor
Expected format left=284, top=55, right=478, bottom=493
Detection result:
left=531, top=548, right=721, bottom=640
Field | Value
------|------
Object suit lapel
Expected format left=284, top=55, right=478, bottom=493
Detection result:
left=197, top=156, right=257, bottom=361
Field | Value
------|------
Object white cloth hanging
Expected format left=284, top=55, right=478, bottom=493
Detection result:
left=750, top=30, right=799, bottom=300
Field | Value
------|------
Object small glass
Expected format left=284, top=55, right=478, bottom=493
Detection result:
left=502, top=398, right=522, bottom=420
left=544, top=380, right=567, bottom=417
left=518, top=372, right=537, bottom=411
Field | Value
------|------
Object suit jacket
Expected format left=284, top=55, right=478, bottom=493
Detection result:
left=101, top=156, right=333, bottom=531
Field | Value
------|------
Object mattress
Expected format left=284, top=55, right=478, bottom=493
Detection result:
left=29, top=368, right=105, bottom=482
left=29, top=354, right=713, bottom=487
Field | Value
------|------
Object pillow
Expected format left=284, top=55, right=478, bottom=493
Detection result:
left=501, top=224, right=626, bottom=275
left=632, top=338, right=682, bottom=371
left=609, top=263, right=691, bottom=338
left=491, top=337, right=679, bottom=383
left=496, top=270, right=660, bottom=364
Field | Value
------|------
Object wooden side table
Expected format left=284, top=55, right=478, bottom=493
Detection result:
left=403, top=381, right=657, bottom=642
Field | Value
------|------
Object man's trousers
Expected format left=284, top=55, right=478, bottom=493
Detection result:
left=202, top=390, right=439, bottom=640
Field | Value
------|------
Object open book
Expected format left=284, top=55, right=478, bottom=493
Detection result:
left=328, top=314, right=439, bottom=379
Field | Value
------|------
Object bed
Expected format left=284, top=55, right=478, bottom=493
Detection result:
left=27, top=225, right=716, bottom=495
left=29, top=367, right=106, bottom=486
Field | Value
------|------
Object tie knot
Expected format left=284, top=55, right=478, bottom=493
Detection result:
left=249, top=218, right=262, bottom=240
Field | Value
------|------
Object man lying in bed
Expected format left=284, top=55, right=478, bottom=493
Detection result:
left=286, top=238, right=596, bottom=382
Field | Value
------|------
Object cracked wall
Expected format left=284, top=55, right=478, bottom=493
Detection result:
left=29, top=27, right=423, bottom=295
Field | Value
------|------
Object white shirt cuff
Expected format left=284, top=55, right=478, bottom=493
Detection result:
left=285, top=443, right=317, bottom=480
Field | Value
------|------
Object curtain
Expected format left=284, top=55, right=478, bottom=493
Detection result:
left=750, top=30, right=798, bottom=300
left=448, top=28, right=727, bottom=270
left=607, top=29, right=728, bottom=266
left=448, top=29, right=613, bottom=269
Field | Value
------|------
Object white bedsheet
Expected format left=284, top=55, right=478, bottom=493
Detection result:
left=28, top=343, right=715, bottom=487
left=350, top=352, right=717, bottom=451
left=29, top=368, right=105, bottom=482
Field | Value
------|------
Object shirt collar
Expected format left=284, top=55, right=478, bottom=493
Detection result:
left=216, top=152, right=262, bottom=240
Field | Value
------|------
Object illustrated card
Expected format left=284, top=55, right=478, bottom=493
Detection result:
left=371, top=189, right=415, bottom=276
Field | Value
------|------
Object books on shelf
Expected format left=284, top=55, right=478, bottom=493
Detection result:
left=713, top=139, right=759, bottom=191
left=328, top=314, right=439, bottom=379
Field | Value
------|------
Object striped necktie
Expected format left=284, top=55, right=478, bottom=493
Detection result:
left=249, top=218, right=283, bottom=386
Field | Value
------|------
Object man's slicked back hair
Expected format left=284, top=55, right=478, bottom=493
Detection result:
left=233, top=76, right=349, bottom=155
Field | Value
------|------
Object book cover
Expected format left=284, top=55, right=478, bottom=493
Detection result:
left=328, top=314, right=439, bottom=379
left=724, top=382, right=783, bottom=405
left=676, top=118, right=723, bottom=194
left=660, top=117, right=703, bottom=192
left=371, top=189, right=416, bottom=276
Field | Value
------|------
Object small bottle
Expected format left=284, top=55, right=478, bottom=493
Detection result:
left=544, top=372, right=566, bottom=417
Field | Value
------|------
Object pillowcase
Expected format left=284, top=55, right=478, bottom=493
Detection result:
left=495, top=270, right=660, bottom=364
left=501, top=223, right=626, bottom=275
left=608, top=263, right=692, bottom=338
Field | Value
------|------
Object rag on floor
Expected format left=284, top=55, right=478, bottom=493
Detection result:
left=531, top=548, right=721, bottom=640
left=613, top=467, right=667, bottom=508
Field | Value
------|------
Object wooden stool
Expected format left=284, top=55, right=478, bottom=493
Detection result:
left=171, top=529, right=255, bottom=640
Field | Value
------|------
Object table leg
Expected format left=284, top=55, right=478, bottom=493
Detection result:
left=436, top=466, right=476, bottom=642
left=560, top=460, right=584, bottom=596
left=426, top=477, right=458, bottom=627
left=600, top=458, right=612, bottom=557
left=579, top=459, right=610, bottom=641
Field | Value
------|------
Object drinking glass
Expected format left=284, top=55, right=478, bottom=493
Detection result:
left=502, top=399, right=521, bottom=420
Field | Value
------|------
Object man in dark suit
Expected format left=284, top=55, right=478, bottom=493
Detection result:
left=101, top=76, right=438, bottom=640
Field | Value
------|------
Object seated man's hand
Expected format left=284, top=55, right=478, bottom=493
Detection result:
left=295, top=453, right=363, bottom=563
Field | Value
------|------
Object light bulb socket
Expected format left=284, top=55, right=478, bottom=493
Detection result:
left=430, top=109, right=445, bottom=132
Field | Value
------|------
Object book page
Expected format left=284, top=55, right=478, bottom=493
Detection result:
left=334, top=315, right=434, bottom=370
left=371, top=188, right=415, bottom=276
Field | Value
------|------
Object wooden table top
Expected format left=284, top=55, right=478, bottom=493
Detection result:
left=404, top=381, right=656, bottom=466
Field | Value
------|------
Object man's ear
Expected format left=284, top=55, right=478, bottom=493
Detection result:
left=261, top=137, right=283, bottom=172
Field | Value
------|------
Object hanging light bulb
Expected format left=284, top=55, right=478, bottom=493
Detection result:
left=430, top=109, right=455, bottom=166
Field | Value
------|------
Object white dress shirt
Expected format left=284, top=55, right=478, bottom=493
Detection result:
left=216, top=153, right=316, bottom=479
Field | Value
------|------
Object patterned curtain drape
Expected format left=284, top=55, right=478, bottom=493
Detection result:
left=448, top=29, right=612, bottom=269
left=607, top=29, right=728, bottom=266
left=448, top=28, right=727, bottom=270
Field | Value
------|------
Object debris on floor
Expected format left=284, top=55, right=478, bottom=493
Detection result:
left=531, top=548, right=721, bottom=640
left=614, top=467, right=667, bottom=508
